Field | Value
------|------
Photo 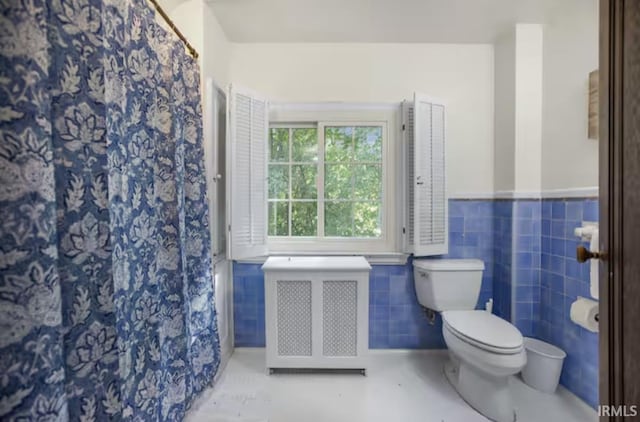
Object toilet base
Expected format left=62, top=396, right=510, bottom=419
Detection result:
left=444, top=357, right=517, bottom=422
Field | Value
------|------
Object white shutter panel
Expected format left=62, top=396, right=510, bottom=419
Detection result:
left=412, top=93, right=448, bottom=256
left=227, top=84, right=269, bottom=259
left=402, top=101, right=415, bottom=253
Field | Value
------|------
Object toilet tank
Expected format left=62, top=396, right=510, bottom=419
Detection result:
left=413, top=259, right=485, bottom=311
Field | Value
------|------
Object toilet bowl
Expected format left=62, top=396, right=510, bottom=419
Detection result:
left=442, top=310, right=526, bottom=422
left=412, top=259, right=526, bottom=422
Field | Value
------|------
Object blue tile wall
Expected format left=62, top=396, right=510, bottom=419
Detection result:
left=539, top=198, right=599, bottom=409
left=446, top=200, right=495, bottom=310
left=492, top=201, right=513, bottom=321
left=512, top=200, right=542, bottom=338
left=368, top=260, right=445, bottom=349
left=231, top=197, right=598, bottom=409
left=234, top=199, right=494, bottom=350
left=233, top=263, right=266, bottom=347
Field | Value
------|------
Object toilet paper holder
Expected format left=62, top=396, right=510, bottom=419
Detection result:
left=574, top=222, right=601, bottom=299
left=570, top=296, right=599, bottom=332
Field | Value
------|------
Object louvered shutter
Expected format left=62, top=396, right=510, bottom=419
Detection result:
left=402, top=101, right=415, bottom=252
left=403, top=93, right=447, bottom=256
left=227, top=84, right=269, bottom=259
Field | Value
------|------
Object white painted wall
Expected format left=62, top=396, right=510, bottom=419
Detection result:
left=163, top=0, right=205, bottom=61
left=164, top=0, right=598, bottom=198
left=230, top=43, right=495, bottom=196
left=541, top=0, right=599, bottom=190
left=514, top=24, right=543, bottom=193
left=202, top=3, right=231, bottom=88
left=493, top=29, right=516, bottom=192
left=164, top=0, right=231, bottom=87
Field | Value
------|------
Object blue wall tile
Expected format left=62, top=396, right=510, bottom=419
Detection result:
left=583, top=200, right=598, bottom=221
left=490, top=198, right=598, bottom=409
left=552, top=201, right=566, bottom=219
left=511, top=201, right=542, bottom=333
left=231, top=197, right=598, bottom=409
left=233, top=263, right=267, bottom=347
left=539, top=198, right=599, bottom=409
left=492, top=200, right=513, bottom=321
left=233, top=199, right=494, bottom=350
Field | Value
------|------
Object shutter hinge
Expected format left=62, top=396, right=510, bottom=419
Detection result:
left=402, top=227, right=406, bottom=234
left=228, top=224, right=231, bottom=232
left=402, top=123, right=406, bottom=131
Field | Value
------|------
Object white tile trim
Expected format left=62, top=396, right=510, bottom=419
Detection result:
left=449, top=192, right=496, bottom=199
left=540, top=187, right=599, bottom=199
left=493, top=191, right=515, bottom=199
left=497, top=191, right=542, bottom=199
left=450, top=187, right=599, bottom=200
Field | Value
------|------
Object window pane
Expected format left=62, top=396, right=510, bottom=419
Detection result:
left=268, top=164, right=289, bottom=199
left=292, top=128, right=318, bottom=162
left=291, top=202, right=317, bottom=236
left=268, top=201, right=289, bottom=236
left=325, top=164, right=353, bottom=200
left=268, top=123, right=384, bottom=240
left=354, top=202, right=381, bottom=237
left=354, top=164, right=382, bottom=200
left=324, top=201, right=353, bottom=237
left=269, top=128, right=289, bottom=162
left=325, top=126, right=353, bottom=162
left=354, top=126, right=382, bottom=161
left=291, top=165, right=317, bottom=199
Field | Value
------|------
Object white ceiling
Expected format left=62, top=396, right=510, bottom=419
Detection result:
left=207, top=0, right=584, bottom=43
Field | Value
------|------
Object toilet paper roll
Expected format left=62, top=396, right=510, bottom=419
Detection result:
left=570, top=297, right=599, bottom=333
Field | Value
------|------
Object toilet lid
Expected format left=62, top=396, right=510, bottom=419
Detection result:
left=442, top=310, right=523, bottom=352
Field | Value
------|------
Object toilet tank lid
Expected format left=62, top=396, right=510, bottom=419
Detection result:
left=413, top=259, right=484, bottom=271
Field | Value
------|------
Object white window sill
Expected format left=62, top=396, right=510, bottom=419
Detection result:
left=235, top=253, right=409, bottom=266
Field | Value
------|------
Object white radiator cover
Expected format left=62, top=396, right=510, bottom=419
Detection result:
left=262, top=257, right=371, bottom=371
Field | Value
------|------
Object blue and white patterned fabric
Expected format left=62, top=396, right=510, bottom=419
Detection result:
left=0, top=0, right=220, bottom=420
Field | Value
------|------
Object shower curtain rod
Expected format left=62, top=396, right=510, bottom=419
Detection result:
left=148, top=0, right=199, bottom=59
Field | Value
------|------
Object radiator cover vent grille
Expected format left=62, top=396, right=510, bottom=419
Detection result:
left=276, top=280, right=312, bottom=356
left=322, top=280, right=358, bottom=357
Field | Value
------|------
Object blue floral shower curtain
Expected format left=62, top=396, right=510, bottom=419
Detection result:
left=0, top=0, right=220, bottom=420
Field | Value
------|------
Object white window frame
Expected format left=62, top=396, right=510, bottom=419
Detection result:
left=268, top=103, right=402, bottom=255
left=267, top=122, right=318, bottom=239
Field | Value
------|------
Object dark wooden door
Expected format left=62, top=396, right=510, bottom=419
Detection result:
left=600, top=0, right=640, bottom=418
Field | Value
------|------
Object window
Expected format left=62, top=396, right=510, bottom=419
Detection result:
left=263, top=104, right=400, bottom=255
left=324, top=125, right=383, bottom=237
left=227, top=92, right=446, bottom=260
left=268, top=126, right=319, bottom=237
left=268, top=122, right=385, bottom=241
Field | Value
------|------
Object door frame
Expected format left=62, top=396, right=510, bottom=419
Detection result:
left=599, top=0, right=640, bottom=417
left=599, top=0, right=619, bottom=412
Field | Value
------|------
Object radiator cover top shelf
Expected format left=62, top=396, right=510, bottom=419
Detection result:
left=262, top=256, right=372, bottom=271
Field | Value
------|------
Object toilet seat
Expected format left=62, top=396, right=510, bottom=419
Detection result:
left=442, top=310, right=523, bottom=355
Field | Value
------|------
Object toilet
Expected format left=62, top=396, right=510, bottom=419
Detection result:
left=413, top=259, right=526, bottom=422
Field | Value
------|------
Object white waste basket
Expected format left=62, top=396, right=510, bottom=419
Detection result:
left=521, top=337, right=567, bottom=394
